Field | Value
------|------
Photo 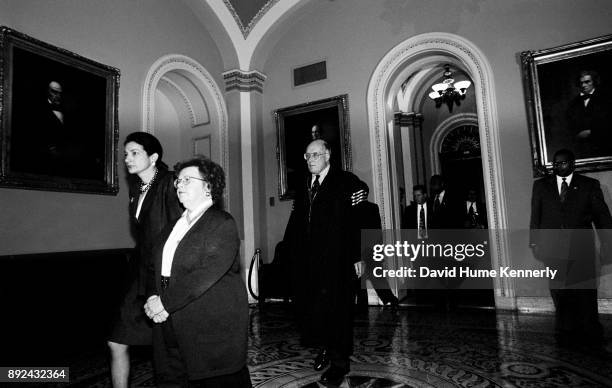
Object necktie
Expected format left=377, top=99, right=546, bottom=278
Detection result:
left=418, top=205, right=427, bottom=239
left=310, top=175, right=320, bottom=201
left=468, top=202, right=477, bottom=227
left=560, top=178, right=568, bottom=203
left=434, top=195, right=441, bottom=213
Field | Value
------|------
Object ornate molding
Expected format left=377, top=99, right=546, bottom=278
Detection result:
left=222, top=0, right=280, bottom=39
left=158, top=77, right=198, bottom=127
left=223, top=69, right=267, bottom=93
left=142, top=54, right=230, bottom=210
left=366, top=32, right=512, bottom=306
left=394, top=112, right=423, bottom=127
left=430, top=113, right=478, bottom=174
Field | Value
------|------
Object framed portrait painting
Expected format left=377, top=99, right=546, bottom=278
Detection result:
left=0, top=27, right=120, bottom=194
left=274, top=94, right=351, bottom=200
left=521, top=34, right=612, bottom=176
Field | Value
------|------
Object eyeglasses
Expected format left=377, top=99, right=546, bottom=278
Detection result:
left=303, top=152, right=328, bottom=161
left=174, top=176, right=206, bottom=188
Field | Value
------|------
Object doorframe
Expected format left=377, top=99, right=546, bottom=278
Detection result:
left=366, top=32, right=514, bottom=309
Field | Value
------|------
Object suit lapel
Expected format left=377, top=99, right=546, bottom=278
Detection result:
left=308, top=168, right=334, bottom=204
left=317, top=168, right=337, bottom=199
left=565, top=175, right=580, bottom=203
left=138, top=179, right=159, bottom=221
left=546, top=176, right=561, bottom=201
left=129, top=192, right=138, bottom=220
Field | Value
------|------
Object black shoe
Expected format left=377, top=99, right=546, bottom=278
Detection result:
left=320, top=366, right=347, bottom=387
left=313, top=349, right=329, bottom=371
left=384, top=298, right=399, bottom=309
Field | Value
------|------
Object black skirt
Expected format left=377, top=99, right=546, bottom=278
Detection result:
left=108, top=278, right=152, bottom=345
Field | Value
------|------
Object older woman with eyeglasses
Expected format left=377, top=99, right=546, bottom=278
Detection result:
left=144, top=156, right=251, bottom=387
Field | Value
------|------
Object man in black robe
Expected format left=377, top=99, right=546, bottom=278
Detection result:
left=287, top=139, right=361, bottom=386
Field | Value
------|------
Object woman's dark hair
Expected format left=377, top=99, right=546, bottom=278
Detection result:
left=124, top=132, right=168, bottom=169
left=175, top=156, right=225, bottom=205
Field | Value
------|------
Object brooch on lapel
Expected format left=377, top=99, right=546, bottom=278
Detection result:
left=130, top=197, right=134, bottom=203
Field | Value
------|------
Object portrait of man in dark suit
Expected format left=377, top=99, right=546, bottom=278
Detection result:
left=566, top=70, right=612, bottom=158
left=274, top=95, right=350, bottom=200
left=524, top=44, right=612, bottom=174
left=530, top=149, right=612, bottom=347
left=7, top=44, right=109, bottom=182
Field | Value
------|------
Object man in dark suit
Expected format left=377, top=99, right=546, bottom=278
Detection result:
left=429, top=175, right=461, bottom=229
left=404, top=184, right=453, bottom=307
left=286, top=139, right=361, bottom=386
left=352, top=182, right=399, bottom=309
left=567, top=70, right=612, bottom=158
left=403, top=184, right=431, bottom=240
left=12, top=80, right=97, bottom=178
left=530, top=149, right=612, bottom=346
left=462, top=187, right=487, bottom=229
left=33, top=81, right=77, bottom=175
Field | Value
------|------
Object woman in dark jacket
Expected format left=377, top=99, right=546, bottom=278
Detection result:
left=108, top=132, right=182, bottom=388
left=144, top=156, right=251, bottom=387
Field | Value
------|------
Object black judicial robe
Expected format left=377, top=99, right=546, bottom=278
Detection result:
left=287, top=167, right=361, bottom=356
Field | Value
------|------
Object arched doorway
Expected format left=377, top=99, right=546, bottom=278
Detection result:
left=438, top=123, right=495, bottom=308
left=141, top=54, right=230, bottom=209
left=366, top=33, right=513, bottom=310
left=437, top=122, right=484, bottom=200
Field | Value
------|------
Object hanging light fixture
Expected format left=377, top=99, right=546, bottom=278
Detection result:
left=428, top=65, right=471, bottom=112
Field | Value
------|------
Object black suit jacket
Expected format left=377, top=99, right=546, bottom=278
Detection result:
left=530, top=174, right=612, bottom=284
left=147, top=208, right=248, bottom=379
left=430, top=191, right=461, bottom=229
left=403, top=202, right=432, bottom=239
left=128, top=169, right=182, bottom=294
left=567, top=90, right=612, bottom=156
left=461, top=200, right=487, bottom=229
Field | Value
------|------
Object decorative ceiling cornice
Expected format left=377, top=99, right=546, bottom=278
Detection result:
left=223, top=0, right=280, bottom=38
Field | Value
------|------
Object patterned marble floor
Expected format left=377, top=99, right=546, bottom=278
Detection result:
left=38, top=304, right=612, bottom=387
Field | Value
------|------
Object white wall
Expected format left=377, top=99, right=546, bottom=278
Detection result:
left=0, top=0, right=224, bottom=254
left=260, top=0, right=612, bottom=299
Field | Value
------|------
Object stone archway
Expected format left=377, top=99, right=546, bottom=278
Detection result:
left=142, top=54, right=230, bottom=210
left=366, top=32, right=513, bottom=309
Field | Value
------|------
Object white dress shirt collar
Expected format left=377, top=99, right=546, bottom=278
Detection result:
left=556, top=173, right=573, bottom=194
left=581, top=89, right=595, bottom=106
left=312, top=164, right=330, bottom=185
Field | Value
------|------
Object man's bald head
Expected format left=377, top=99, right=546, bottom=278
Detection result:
left=304, top=139, right=331, bottom=174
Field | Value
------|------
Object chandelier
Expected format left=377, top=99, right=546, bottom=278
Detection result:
left=428, top=65, right=471, bottom=112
